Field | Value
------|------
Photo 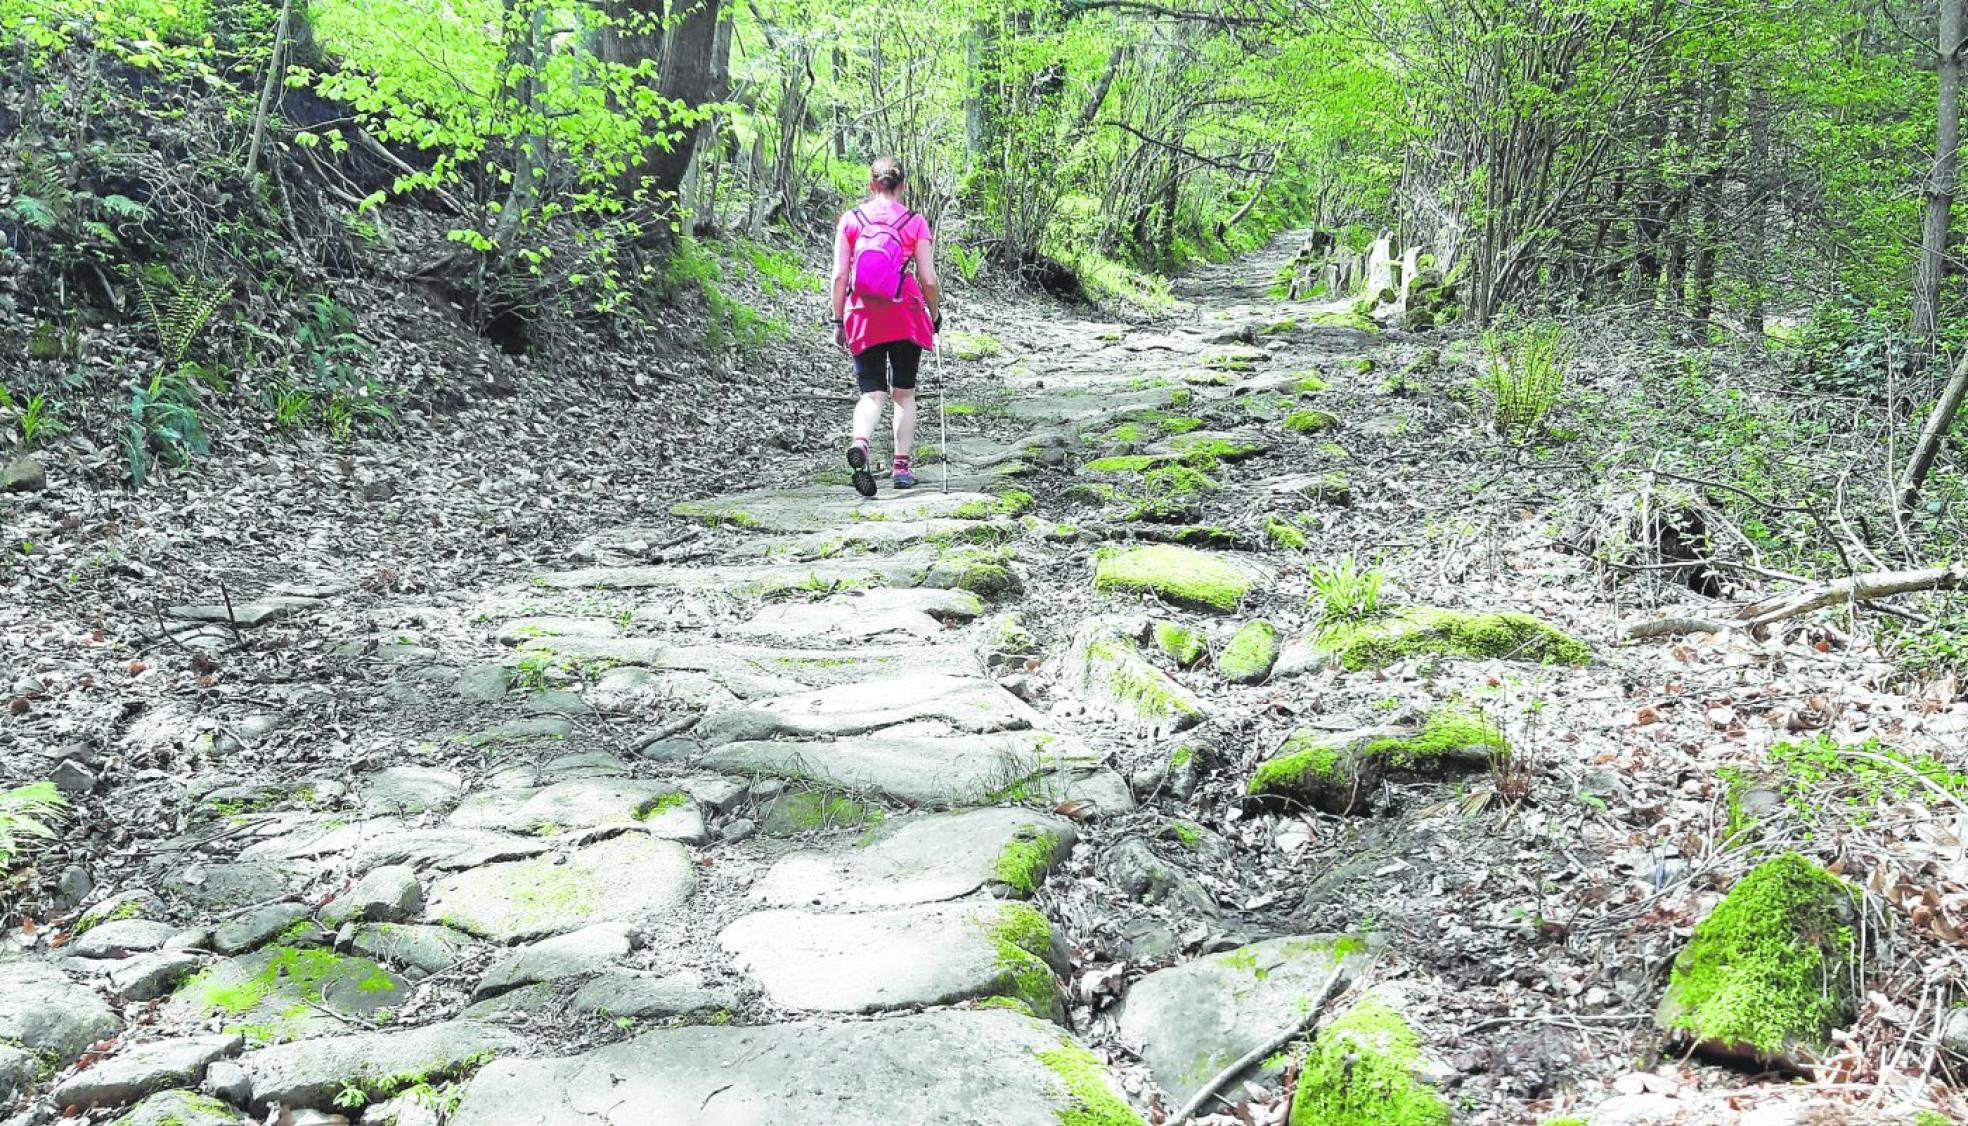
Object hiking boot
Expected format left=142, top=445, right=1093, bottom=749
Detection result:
left=847, top=442, right=876, bottom=498
left=893, top=464, right=917, bottom=490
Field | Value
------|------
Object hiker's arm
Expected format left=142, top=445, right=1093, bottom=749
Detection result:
left=830, top=219, right=851, bottom=322
left=914, top=240, right=941, bottom=326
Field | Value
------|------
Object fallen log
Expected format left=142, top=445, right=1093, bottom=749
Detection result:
left=1623, top=564, right=1968, bottom=640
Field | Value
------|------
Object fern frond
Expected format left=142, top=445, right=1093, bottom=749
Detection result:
left=0, top=782, right=69, bottom=870
left=6, top=196, right=58, bottom=230
left=96, top=194, right=152, bottom=221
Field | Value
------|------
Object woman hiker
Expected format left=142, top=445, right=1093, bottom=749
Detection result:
left=830, top=156, right=941, bottom=496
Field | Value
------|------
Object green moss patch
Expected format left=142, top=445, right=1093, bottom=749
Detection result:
left=1080, top=636, right=1206, bottom=730
left=1094, top=545, right=1255, bottom=614
left=1084, top=454, right=1169, bottom=475
left=1265, top=516, right=1309, bottom=550
left=1219, top=619, right=1281, bottom=684
left=1037, top=1037, right=1146, bottom=1126
left=1152, top=621, right=1208, bottom=667
left=172, top=945, right=406, bottom=1044
left=1311, top=312, right=1381, bottom=334
left=1289, top=999, right=1447, bottom=1126
left=1294, top=374, right=1331, bottom=395
left=944, top=330, right=1006, bottom=361
left=1656, top=853, right=1860, bottom=1063
left=1284, top=409, right=1340, bottom=434
left=985, top=903, right=1061, bottom=1020
left=952, top=490, right=1036, bottom=519
left=994, top=829, right=1065, bottom=897
left=1363, top=707, right=1507, bottom=769
left=1167, top=432, right=1268, bottom=467
left=1315, top=607, right=1589, bottom=669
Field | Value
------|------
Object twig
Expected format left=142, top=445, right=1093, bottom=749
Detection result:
left=1169, top=962, right=1349, bottom=1123
left=634, top=714, right=701, bottom=749
left=219, top=580, right=241, bottom=644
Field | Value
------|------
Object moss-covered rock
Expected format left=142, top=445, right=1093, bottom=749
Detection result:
left=1166, top=431, right=1269, bottom=466
left=1151, top=621, right=1208, bottom=668
left=1094, top=545, right=1256, bottom=614
left=928, top=547, right=1020, bottom=597
left=1265, top=516, right=1309, bottom=550
left=1311, top=311, right=1381, bottom=334
left=993, top=827, right=1069, bottom=897
left=944, top=330, right=1006, bottom=360
left=1065, top=619, right=1206, bottom=734
left=1288, top=997, right=1448, bottom=1126
left=1313, top=607, right=1589, bottom=669
left=1035, top=1037, right=1147, bottom=1126
left=1294, top=374, right=1331, bottom=395
left=1219, top=620, right=1281, bottom=684
left=168, top=945, right=407, bottom=1045
left=1284, top=409, right=1340, bottom=435
left=1655, top=853, right=1861, bottom=1068
left=1248, top=709, right=1505, bottom=812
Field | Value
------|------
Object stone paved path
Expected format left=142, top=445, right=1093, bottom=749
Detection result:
left=0, top=237, right=1630, bottom=1126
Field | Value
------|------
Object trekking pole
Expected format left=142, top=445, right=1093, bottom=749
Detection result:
left=937, top=330, right=949, bottom=492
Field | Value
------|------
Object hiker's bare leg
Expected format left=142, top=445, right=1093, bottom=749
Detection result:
left=891, top=388, right=916, bottom=458
left=854, top=391, right=888, bottom=446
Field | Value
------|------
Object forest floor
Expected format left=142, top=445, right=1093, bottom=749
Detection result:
left=3, top=235, right=1966, bottom=1126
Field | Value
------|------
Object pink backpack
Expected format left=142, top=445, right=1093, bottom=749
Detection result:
left=850, top=206, right=916, bottom=302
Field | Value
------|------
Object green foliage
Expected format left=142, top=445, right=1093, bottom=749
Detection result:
left=133, top=268, right=230, bottom=367
left=13, top=392, right=69, bottom=450
left=124, top=367, right=210, bottom=487
left=0, top=782, right=68, bottom=873
left=1477, top=321, right=1569, bottom=442
left=1309, top=557, right=1386, bottom=625
left=1289, top=999, right=1447, bottom=1126
left=1768, top=734, right=1968, bottom=825
left=947, top=243, right=985, bottom=283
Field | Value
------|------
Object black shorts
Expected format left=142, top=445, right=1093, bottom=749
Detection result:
left=854, top=341, right=921, bottom=394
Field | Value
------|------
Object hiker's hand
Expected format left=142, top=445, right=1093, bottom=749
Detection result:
left=831, top=320, right=847, bottom=352
left=931, top=310, right=943, bottom=333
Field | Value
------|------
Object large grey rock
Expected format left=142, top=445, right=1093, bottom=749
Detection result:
left=162, top=861, right=306, bottom=912
left=424, top=833, right=694, bottom=943
left=70, top=918, right=178, bottom=959
left=1060, top=619, right=1205, bottom=735
left=701, top=730, right=1076, bottom=807
left=76, top=890, right=168, bottom=933
left=52, top=1034, right=241, bottom=1111
left=0, top=1043, right=34, bottom=1107
left=455, top=664, right=516, bottom=701
left=719, top=901, right=1062, bottom=1016
left=447, top=780, right=702, bottom=843
left=241, top=820, right=550, bottom=876
left=495, top=616, right=620, bottom=647
left=0, top=960, right=120, bottom=1065
left=567, top=970, right=736, bottom=1021
left=215, top=902, right=312, bottom=955
left=320, top=865, right=423, bottom=929
left=448, top=1010, right=1133, bottom=1126
left=239, top=1021, right=519, bottom=1113
left=347, top=923, right=478, bottom=975
left=755, top=809, right=1077, bottom=908
left=2, top=456, right=47, bottom=493
left=699, top=674, right=1042, bottom=745
left=109, top=1089, right=250, bottom=1126
left=107, top=951, right=205, bottom=1001
left=1098, top=838, right=1217, bottom=914
left=473, top=925, right=632, bottom=1001
left=1115, top=934, right=1375, bottom=1106
left=732, top=587, right=984, bottom=643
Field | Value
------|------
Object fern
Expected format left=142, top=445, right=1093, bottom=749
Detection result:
left=5, top=197, right=58, bottom=230
left=0, top=782, right=68, bottom=873
left=133, top=268, right=231, bottom=365
left=96, top=194, right=152, bottom=222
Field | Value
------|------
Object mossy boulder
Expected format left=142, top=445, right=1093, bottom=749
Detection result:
left=1094, top=545, right=1257, bottom=614
left=928, top=547, right=1020, bottom=597
left=1284, top=409, right=1340, bottom=435
left=1219, top=620, right=1281, bottom=684
left=1655, top=853, right=1861, bottom=1069
left=1249, top=709, right=1506, bottom=813
left=1064, top=619, right=1205, bottom=734
left=1151, top=621, right=1208, bottom=668
left=168, top=945, right=408, bottom=1045
left=1311, top=311, right=1380, bottom=334
left=1288, top=996, right=1448, bottom=1126
left=1165, top=431, right=1270, bottom=466
left=110, top=1090, right=247, bottom=1126
left=1313, top=607, right=1589, bottom=670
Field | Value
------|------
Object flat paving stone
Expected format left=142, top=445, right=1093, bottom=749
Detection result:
left=718, top=901, right=1060, bottom=1015
left=241, top=820, right=550, bottom=876
left=700, top=729, right=1094, bottom=806
left=424, top=833, right=694, bottom=943
left=108, top=1089, right=250, bottom=1126
left=447, top=1009, right=1134, bottom=1126
left=669, top=486, right=1006, bottom=534
left=516, top=636, right=972, bottom=690
left=162, top=861, right=308, bottom=912
left=698, top=674, right=1041, bottom=745
left=755, top=809, right=1078, bottom=908
left=447, top=779, right=703, bottom=842
left=730, top=588, right=983, bottom=643
left=52, top=1033, right=241, bottom=1111
left=355, top=766, right=463, bottom=816
left=238, top=1020, right=520, bottom=1113
left=495, top=616, right=621, bottom=647
left=70, top=918, right=178, bottom=959
left=473, top=924, right=632, bottom=1001
left=533, top=552, right=933, bottom=594
left=347, top=923, right=479, bottom=975
left=567, top=969, right=736, bottom=1021
left=0, top=960, right=121, bottom=1065
left=165, top=946, right=409, bottom=1042
left=167, top=597, right=321, bottom=627
left=1115, top=933, right=1375, bottom=1106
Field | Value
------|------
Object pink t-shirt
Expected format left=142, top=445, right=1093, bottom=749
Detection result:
left=835, top=199, right=935, bottom=355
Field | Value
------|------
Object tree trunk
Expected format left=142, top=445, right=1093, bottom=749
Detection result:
left=1741, top=86, right=1773, bottom=340
left=1690, top=69, right=1731, bottom=336
left=1916, top=0, right=1967, bottom=363
left=1900, top=348, right=1968, bottom=511
left=635, top=0, right=725, bottom=224
left=685, top=11, right=735, bottom=232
